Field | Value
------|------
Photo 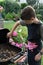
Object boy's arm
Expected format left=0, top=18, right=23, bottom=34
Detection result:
left=7, top=21, right=20, bottom=37
left=7, top=19, right=26, bottom=37
left=35, top=48, right=43, bottom=61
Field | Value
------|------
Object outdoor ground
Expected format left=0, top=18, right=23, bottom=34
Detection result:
left=0, top=0, right=4, bottom=2
left=4, top=21, right=43, bottom=65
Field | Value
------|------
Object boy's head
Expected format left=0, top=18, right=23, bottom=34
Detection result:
left=21, top=6, right=36, bottom=21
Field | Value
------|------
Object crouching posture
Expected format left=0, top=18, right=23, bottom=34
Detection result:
left=7, top=6, right=43, bottom=65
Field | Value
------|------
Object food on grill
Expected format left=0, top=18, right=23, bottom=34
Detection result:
left=0, top=44, right=20, bottom=62
left=0, top=29, right=21, bottom=62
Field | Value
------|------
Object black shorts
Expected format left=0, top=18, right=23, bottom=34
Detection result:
left=28, top=49, right=41, bottom=65
left=27, top=41, right=42, bottom=65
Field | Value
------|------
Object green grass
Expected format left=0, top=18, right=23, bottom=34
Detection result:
left=41, top=55, right=43, bottom=65
left=0, top=0, right=4, bottom=2
left=4, top=20, right=15, bottom=30
left=4, top=21, right=43, bottom=65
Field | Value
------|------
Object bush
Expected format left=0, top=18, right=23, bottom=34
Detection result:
left=0, top=1, right=5, bottom=7
left=2, top=9, right=6, bottom=18
left=36, top=14, right=42, bottom=20
left=21, top=3, right=28, bottom=9
left=16, top=25, right=28, bottom=43
left=13, top=34, right=23, bottom=44
left=1, top=0, right=21, bottom=19
left=12, top=2, right=21, bottom=14
left=12, top=12, right=20, bottom=21
left=39, top=4, right=43, bottom=9
left=5, top=0, right=21, bottom=14
left=2, top=12, right=20, bottom=20
left=5, top=1, right=13, bottom=13
left=39, top=9, right=43, bottom=15
left=5, top=12, right=14, bottom=20
left=12, top=28, right=28, bottom=44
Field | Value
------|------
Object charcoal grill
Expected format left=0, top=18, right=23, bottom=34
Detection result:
left=0, top=28, right=22, bottom=65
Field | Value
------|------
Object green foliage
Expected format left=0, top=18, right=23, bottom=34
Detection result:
left=26, top=0, right=36, bottom=6
left=5, top=12, right=14, bottom=20
left=4, top=21, right=15, bottom=30
left=12, top=2, right=21, bottom=14
left=36, top=14, right=42, bottom=20
left=2, top=9, right=6, bottom=18
left=34, top=3, right=43, bottom=20
left=0, top=0, right=5, bottom=7
left=13, top=34, right=23, bottom=44
left=0, top=0, right=21, bottom=19
left=21, top=3, right=28, bottom=9
left=12, top=30, right=28, bottom=43
left=39, top=3, right=43, bottom=9
left=15, top=25, right=28, bottom=43
left=37, top=4, right=43, bottom=15
left=36, top=4, right=43, bottom=20
left=12, top=12, right=20, bottom=21
left=4, top=21, right=28, bottom=43
left=4, top=12, right=20, bottom=20
left=5, top=0, right=21, bottom=13
left=39, top=9, right=43, bottom=15
left=0, top=0, right=4, bottom=2
left=5, top=1, right=13, bottom=13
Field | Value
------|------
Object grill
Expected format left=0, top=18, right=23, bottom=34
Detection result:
left=0, top=43, right=22, bottom=62
left=0, top=28, right=23, bottom=65
left=0, top=29, right=22, bottom=62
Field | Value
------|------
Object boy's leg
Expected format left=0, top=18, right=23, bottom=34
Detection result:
left=28, top=50, right=41, bottom=65
left=28, top=58, right=41, bottom=65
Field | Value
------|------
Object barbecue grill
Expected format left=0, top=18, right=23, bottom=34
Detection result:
left=0, top=28, right=24, bottom=65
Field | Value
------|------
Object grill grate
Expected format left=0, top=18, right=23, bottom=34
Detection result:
left=0, top=43, right=21, bottom=62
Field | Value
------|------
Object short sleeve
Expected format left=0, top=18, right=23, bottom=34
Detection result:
left=40, top=21, right=43, bottom=41
left=20, top=19, right=26, bottom=26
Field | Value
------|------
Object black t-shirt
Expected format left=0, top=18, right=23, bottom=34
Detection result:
left=27, top=23, right=41, bottom=41
left=0, top=28, right=10, bottom=43
left=20, top=20, right=42, bottom=44
left=20, top=20, right=41, bottom=40
left=20, top=20, right=42, bottom=51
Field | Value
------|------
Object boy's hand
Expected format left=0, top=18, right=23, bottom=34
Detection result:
left=7, top=32, right=12, bottom=37
left=35, top=53, right=42, bottom=61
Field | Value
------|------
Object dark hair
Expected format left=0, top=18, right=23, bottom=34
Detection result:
left=21, top=6, right=36, bottom=20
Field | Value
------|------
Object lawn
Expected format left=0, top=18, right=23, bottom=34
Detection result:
left=41, top=55, right=43, bottom=65
left=0, top=0, right=4, bottom=2
left=4, top=21, right=43, bottom=65
left=4, top=20, right=15, bottom=30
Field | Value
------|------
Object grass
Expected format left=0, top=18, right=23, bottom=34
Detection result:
left=4, top=20, right=15, bottom=30
left=41, top=55, right=43, bottom=65
left=0, top=0, right=4, bottom=2
left=4, top=21, right=43, bottom=65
